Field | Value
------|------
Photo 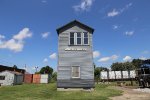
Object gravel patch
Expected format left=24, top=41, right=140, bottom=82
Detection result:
left=133, top=88, right=150, bottom=93
left=111, top=86, right=150, bottom=100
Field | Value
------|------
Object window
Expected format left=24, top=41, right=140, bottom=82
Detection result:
left=83, top=32, right=88, bottom=45
left=0, top=76, right=5, bottom=80
left=72, top=66, right=80, bottom=78
left=69, top=32, right=89, bottom=45
left=77, top=32, right=81, bottom=45
left=70, top=32, right=74, bottom=45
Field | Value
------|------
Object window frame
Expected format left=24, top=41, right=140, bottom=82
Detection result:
left=69, top=32, right=75, bottom=45
left=69, top=32, right=89, bottom=46
left=71, top=66, right=80, bottom=78
left=83, top=32, right=89, bottom=45
left=76, top=32, right=82, bottom=45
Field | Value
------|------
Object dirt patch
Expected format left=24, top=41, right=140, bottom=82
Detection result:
left=110, top=86, right=150, bottom=100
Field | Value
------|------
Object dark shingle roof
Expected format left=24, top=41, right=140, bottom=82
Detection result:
left=56, top=20, right=94, bottom=34
left=0, top=65, right=25, bottom=74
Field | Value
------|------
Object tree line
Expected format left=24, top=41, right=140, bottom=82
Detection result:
left=35, top=66, right=57, bottom=81
left=94, top=59, right=150, bottom=79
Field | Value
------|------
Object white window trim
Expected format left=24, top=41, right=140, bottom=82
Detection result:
left=69, top=32, right=89, bottom=45
left=69, top=32, right=75, bottom=45
left=83, top=32, right=89, bottom=45
left=71, top=66, right=80, bottom=78
left=76, top=32, right=82, bottom=45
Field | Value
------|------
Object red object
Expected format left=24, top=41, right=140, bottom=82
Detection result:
left=24, top=74, right=33, bottom=83
left=33, top=74, right=41, bottom=84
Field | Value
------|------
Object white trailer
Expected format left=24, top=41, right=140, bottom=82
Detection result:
left=115, top=71, right=122, bottom=79
left=101, top=71, right=108, bottom=79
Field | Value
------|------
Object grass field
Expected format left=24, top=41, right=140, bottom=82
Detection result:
left=0, top=83, right=122, bottom=100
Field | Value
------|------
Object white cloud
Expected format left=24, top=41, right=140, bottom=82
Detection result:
left=113, top=25, right=119, bottom=30
left=120, top=3, right=132, bottom=13
left=73, top=0, right=95, bottom=12
left=0, top=34, right=5, bottom=44
left=139, top=57, right=147, bottom=60
left=107, top=9, right=119, bottom=17
left=93, top=51, right=100, bottom=58
left=0, top=39, right=23, bottom=52
left=98, top=55, right=119, bottom=62
left=125, top=31, right=134, bottom=36
left=142, top=50, right=149, bottom=54
left=43, top=58, right=48, bottom=63
left=98, top=57, right=110, bottom=62
left=0, top=34, right=5, bottom=39
left=123, top=56, right=132, bottom=61
left=42, top=32, right=49, bottom=38
left=41, top=0, right=47, bottom=3
left=111, top=55, right=119, bottom=60
left=13, top=28, right=32, bottom=41
left=107, top=3, right=132, bottom=17
left=0, top=28, right=32, bottom=52
left=49, top=53, right=57, bottom=60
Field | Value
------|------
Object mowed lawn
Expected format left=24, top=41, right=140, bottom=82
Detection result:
left=0, top=83, right=122, bottom=100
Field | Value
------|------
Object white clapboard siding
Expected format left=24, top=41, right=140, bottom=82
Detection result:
left=57, top=23, right=94, bottom=88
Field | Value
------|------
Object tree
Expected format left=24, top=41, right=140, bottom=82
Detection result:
left=132, top=59, right=143, bottom=69
left=52, top=72, right=57, bottom=81
left=123, top=62, right=135, bottom=70
left=111, top=62, right=124, bottom=71
left=13, top=65, right=18, bottom=69
left=111, top=62, right=136, bottom=71
left=39, top=66, right=53, bottom=75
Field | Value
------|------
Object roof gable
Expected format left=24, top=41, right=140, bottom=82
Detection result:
left=1, top=70, right=23, bottom=75
left=0, top=65, right=25, bottom=74
left=56, top=20, right=94, bottom=34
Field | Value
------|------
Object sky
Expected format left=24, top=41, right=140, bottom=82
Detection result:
left=0, top=0, right=150, bottom=73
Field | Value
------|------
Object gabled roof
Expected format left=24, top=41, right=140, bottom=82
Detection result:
left=1, top=70, right=23, bottom=75
left=0, top=65, right=25, bottom=74
left=56, top=20, right=94, bottom=34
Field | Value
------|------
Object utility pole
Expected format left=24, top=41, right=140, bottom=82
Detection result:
left=35, top=66, right=38, bottom=73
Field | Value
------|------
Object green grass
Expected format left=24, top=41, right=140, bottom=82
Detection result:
left=0, top=83, right=122, bottom=100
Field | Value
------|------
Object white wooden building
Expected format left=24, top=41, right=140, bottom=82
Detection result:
left=0, top=70, right=23, bottom=86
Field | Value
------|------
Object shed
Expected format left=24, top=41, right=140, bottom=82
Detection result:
left=40, top=74, right=50, bottom=84
left=33, top=74, right=41, bottom=84
left=24, top=74, right=33, bottom=83
left=0, top=70, right=23, bottom=86
left=57, top=20, right=94, bottom=89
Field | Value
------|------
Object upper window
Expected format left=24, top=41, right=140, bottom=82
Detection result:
left=0, top=76, right=5, bottom=80
left=77, top=32, right=81, bottom=45
left=69, top=32, right=89, bottom=45
left=72, top=66, right=80, bottom=78
left=70, top=32, right=74, bottom=45
left=83, top=32, right=88, bottom=45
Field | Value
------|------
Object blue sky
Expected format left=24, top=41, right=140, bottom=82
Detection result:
left=0, top=0, right=150, bottom=73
